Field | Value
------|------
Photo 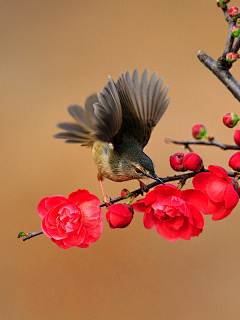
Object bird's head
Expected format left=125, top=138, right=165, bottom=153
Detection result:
left=119, top=149, right=164, bottom=184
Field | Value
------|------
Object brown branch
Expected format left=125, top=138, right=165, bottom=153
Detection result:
left=165, top=137, right=240, bottom=150
left=197, top=50, right=240, bottom=102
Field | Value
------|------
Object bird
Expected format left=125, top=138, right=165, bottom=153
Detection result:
left=54, top=69, right=170, bottom=203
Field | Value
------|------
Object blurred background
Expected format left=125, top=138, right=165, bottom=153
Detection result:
left=2, top=1, right=240, bottom=319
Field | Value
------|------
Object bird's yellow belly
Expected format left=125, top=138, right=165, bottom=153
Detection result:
left=92, top=141, right=132, bottom=182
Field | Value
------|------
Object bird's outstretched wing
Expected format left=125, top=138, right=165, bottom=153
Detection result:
left=53, top=77, right=123, bottom=146
left=53, top=69, right=169, bottom=148
left=115, top=69, right=170, bottom=148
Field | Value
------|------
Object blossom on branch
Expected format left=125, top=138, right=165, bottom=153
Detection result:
left=193, top=165, right=239, bottom=221
left=234, top=130, right=240, bottom=147
left=223, top=113, right=239, bottom=128
left=169, top=153, right=186, bottom=171
left=182, top=152, right=203, bottom=171
left=229, top=152, right=240, bottom=171
left=192, top=124, right=208, bottom=140
left=37, top=189, right=103, bottom=249
left=132, top=184, right=207, bottom=242
left=106, top=203, right=134, bottom=228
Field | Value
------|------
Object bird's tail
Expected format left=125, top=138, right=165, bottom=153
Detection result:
left=53, top=94, right=98, bottom=147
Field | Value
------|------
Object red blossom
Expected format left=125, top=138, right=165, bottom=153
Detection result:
left=169, top=153, right=186, bottom=171
left=234, top=130, right=240, bottom=146
left=132, top=184, right=207, bottom=242
left=106, top=203, right=134, bottom=228
left=229, top=152, right=240, bottom=171
left=38, top=189, right=103, bottom=249
left=193, top=165, right=239, bottom=221
left=183, top=152, right=203, bottom=171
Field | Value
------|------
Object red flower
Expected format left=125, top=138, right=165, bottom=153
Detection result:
left=183, top=152, right=203, bottom=171
left=193, top=165, right=239, bottom=221
left=234, top=130, right=240, bottom=147
left=169, top=153, right=186, bottom=171
left=106, top=203, right=134, bottom=228
left=38, top=189, right=103, bottom=249
left=229, top=152, right=240, bottom=171
left=132, top=184, right=207, bottom=242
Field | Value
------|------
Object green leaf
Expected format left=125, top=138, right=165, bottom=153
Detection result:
left=17, top=231, right=28, bottom=238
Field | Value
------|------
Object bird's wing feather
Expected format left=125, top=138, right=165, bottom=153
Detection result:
left=115, top=68, right=170, bottom=147
left=93, top=77, right=123, bottom=143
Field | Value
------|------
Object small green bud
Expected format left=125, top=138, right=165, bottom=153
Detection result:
left=226, top=52, right=239, bottom=63
left=217, top=0, right=230, bottom=8
left=230, top=26, right=240, bottom=38
left=229, top=7, right=240, bottom=20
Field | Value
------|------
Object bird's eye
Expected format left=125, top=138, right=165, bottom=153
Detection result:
left=135, top=167, right=142, bottom=174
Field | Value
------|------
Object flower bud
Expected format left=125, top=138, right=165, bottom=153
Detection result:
left=217, top=0, right=230, bottom=8
left=182, top=152, right=203, bottom=171
left=230, top=26, right=240, bottom=38
left=229, top=152, right=240, bottom=171
left=192, top=124, right=208, bottom=139
left=234, top=130, right=240, bottom=146
left=230, top=178, right=239, bottom=192
left=169, top=153, right=186, bottom=171
left=106, top=203, right=134, bottom=229
left=229, top=6, right=240, bottom=19
left=226, top=52, right=239, bottom=63
left=121, top=189, right=131, bottom=198
left=223, top=112, right=239, bottom=128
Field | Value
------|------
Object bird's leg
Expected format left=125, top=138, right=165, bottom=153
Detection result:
left=138, top=180, right=149, bottom=195
left=97, top=172, right=112, bottom=206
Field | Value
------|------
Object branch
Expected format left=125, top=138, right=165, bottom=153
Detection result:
left=21, top=168, right=237, bottom=242
left=197, top=50, right=240, bottom=102
left=22, top=230, right=43, bottom=241
left=221, top=5, right=235, bottom=57
left=165, top=137, right=240, bottom=150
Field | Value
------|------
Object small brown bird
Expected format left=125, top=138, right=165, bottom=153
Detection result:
left=54, top=69, right=170, bottom=202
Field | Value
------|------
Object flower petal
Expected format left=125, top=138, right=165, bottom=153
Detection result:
left=208, top=165, right=229, bottom=181
left=181, top=189, right=208, bottom=212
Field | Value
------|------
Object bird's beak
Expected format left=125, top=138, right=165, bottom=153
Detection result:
left=144, top=173, right=165, bottom=185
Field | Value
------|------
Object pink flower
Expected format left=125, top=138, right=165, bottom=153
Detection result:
left=183, top=152, right=203, bottom=171
left=106, top=203, right=134, bottom=228
left=192, top=124, right=207, bottom=139
left=132, top=184, right=207, bottom=242
left=193, top=165, right=239, bottom=220
left=38, top=189, right=103, bottom=249
left=169, top=153, right=186, bottom=171
left=229, top=152, right=240, bottom=171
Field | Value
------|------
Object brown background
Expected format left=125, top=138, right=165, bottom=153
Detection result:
left=2, top=1, right=240, bottom=319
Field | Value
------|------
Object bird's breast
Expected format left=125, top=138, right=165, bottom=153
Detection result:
left=92, top=141, right=131, bottom=182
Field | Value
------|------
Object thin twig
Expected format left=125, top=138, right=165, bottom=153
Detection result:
left=221, top=6, right=235, bottom=57
left=23, top=230, right=43, bottom=241
left=165, top=137, right=240, bottom=150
